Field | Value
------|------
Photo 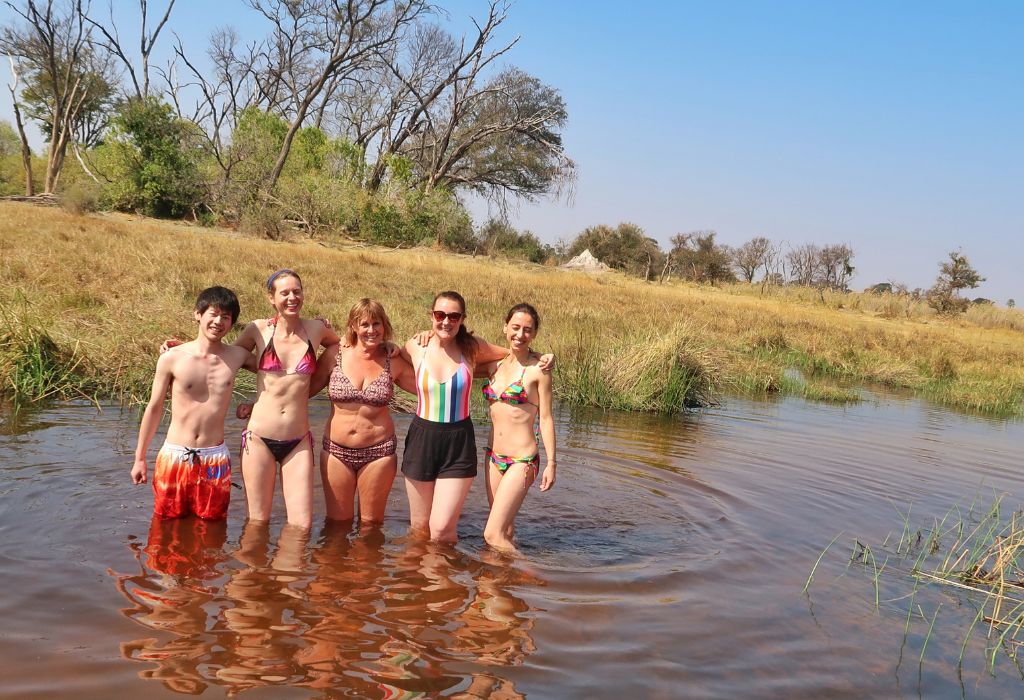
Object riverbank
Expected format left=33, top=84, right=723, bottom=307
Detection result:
left=1, top=201, right=1022, bottom=415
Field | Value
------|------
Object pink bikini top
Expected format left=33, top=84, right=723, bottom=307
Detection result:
left=328, top=353, right=393, bottom=406
left=257, top=324, right=317, bottom=376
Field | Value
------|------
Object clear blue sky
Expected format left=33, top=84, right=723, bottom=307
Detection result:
left=3, top=1, right=1021, bottom=302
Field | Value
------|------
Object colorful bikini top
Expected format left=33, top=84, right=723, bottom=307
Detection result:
left=328, top=352, right=393, bottom=407
left=482, top=359, right=531, bottom=405
left=415, top=348, right=472, bottom=423
left=257, top=322, right=317, bottom=376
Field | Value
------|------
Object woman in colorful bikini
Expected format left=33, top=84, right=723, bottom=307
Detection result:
left=234, top=269, right=340, bottom=529
left=479, top=303, right=556, bottom=552
left=308, top=298, right=416, bottom=526
left=400, top=291, right=553, bottom=544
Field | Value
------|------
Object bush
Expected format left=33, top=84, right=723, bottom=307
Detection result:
left=61, top=180, right=101, bottom=214
left=478, top=219, right=552, bottom=263
left=97, top=97, right=208, bottom=218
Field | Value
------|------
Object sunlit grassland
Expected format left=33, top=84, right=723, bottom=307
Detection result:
left=1, top=201, right=1022, bottom=416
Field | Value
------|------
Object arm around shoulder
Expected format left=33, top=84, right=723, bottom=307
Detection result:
left=234, top=321, right=261, bottom=351
left=309, top=343, right=339, bottom=397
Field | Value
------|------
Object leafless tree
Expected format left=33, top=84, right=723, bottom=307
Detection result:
left=817, top=243, right=855, bottom=291
left=1, top=0, right=117, bottom=193
left=5, top=55, right=34, bottom=193
left=732, top=235, right=771, bottom=283
left=83, top=0, right=174, bottom=98
left=785, top=243, right=819, bottom=287
left=253, top=0, right=430, bottom=191
left=357, top=1, right=519, bottom=191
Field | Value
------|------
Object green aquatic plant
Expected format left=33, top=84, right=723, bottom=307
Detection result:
left=807, top=492, right=1024, bottom=674
left=0, top=306, right=96, bottom=409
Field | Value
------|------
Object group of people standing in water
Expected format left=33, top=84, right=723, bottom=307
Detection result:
left=131, top=268, right=556, bottom=553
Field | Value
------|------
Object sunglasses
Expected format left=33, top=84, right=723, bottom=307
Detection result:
left=431, top=310, right=464, bottom=323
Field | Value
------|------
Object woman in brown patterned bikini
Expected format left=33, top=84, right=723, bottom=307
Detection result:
left=309, top=299, right=416, bottom=525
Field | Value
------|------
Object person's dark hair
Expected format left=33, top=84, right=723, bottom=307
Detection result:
left=433, top=290, right=477, bottom=363
left=505, top=302, right=540, bottom=330
left=346, top=298, right=394, bottom=346
left=195, top=286, right=241, bottom=325
left=267, top=268, right=302, bottom=293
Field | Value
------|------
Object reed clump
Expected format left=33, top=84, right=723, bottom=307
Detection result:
left=809, top=494, right=1024, bottom=673
left=1, top=202, right=1023, bottom=415
left=0, top=302, right=97, bottom=408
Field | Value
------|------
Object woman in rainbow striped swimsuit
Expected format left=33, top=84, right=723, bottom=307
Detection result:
left=400, top=291, right=553, bottom=543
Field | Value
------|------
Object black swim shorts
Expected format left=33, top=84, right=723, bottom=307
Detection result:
left=401, top=415, right=477, bottom=481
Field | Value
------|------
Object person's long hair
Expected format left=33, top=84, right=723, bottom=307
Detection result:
left=434, top=291, right=477, bottom=363
left=345, top=298, right=394, bottom=347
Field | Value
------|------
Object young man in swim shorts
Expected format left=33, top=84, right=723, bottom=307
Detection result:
left=131, top=287, right=256, bottom=519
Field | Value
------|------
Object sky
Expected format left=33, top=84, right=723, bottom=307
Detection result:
left=2, top=1, right=1021, bottom=302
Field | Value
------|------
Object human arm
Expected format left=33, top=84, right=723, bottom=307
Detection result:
left=535, top=368, right=556, bottom=491
left=312, top=319, right=341, bottom=351
left=132, top=353, right=174, bottom=484
left=309, top=343, right=339, bottom=397
left=233, top=321, right=261, bottom=352
left=391, top=355, right=418, bottom=395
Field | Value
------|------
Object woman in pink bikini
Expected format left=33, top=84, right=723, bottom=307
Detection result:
left=234, top=269, right=340, bottom=529
left=308, top=299, right=416, bottom=526
left=479, top=303, right=556, bottom=553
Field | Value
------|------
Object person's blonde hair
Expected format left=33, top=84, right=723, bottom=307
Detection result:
left=345, top=298, right=394, bottom=346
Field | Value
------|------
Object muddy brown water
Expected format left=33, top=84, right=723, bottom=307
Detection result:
left=1, top=393, right=1022, bottom=699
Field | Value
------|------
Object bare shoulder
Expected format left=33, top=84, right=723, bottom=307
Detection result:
left=158, top=340, right=193, bottom=373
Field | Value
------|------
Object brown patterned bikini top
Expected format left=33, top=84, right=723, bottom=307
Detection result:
left=328, top=351, right=393, bottom=407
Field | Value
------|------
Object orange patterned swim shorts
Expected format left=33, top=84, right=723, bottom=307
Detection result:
left=153, top=442, right=232, bottom=520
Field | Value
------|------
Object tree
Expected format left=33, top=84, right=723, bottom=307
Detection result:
left=1, top=0, right=117, bottom=193
left=784, top=242, right=855, bottom=290
left=1009, top=299, right=1016, bottom=309
left=732, top=236, right=771, bottom=283
left=926, top=251, right=985, bottom=315
left=4, top=56, right=33, bottom=194
left=670, top=231, right=735, bottom=284
left=98, top=96, right=206, bottom=217
left=785, top=243, right=819, bottom=286
left=817, top=243, right=855, bottom=291
left=567, top=223, right=663, bottom=278
left=84, top=0, right=176, bottom=99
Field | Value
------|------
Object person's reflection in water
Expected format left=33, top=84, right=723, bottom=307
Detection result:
left=369, top=540, right=539, bottom=698
left=295, top=519, right=399, bottom=696
left=110, top=514, right=230, bottom=695
left=217, top=519, right=313, bottom=691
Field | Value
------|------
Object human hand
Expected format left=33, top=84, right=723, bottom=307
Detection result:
left=383, top=340, right=401, bottom=357
left=316, top=316, right=333, bottom=328
left=236, top=402, right=254, bottom=420
left=413, top=330, right=433, bottom=347
left=539, top=463, right=556, bottom=491
left=159, top=338, right=183, bottom=354
left=538, top=353, right=555, bottom=373
left=131, top=459, right=148, bottom=484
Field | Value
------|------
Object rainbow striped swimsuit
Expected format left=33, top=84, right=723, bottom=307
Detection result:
left=415, top=350, right=473, bottom=423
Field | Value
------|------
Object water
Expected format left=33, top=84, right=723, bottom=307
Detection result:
left=1, top=393, right=1022, bottom=699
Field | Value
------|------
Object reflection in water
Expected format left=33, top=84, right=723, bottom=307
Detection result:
left=109, top=517, right=539, bottom=697
left=110, top=515, right=229, bottom=695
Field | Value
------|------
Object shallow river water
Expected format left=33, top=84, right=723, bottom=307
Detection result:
left=1, top=392, right=1022, bottom=699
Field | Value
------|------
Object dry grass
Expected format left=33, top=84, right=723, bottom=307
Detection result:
left=1, top=201, right=1022, bottom=415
